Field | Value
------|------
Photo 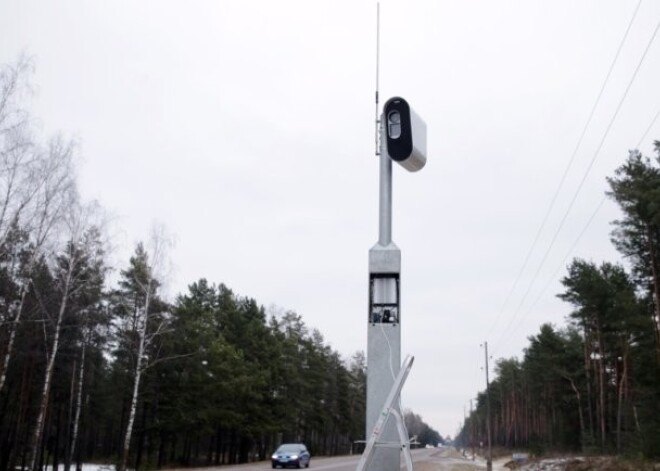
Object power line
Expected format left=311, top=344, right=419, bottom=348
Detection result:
left=499, top=196, right=607, bottom=351
left=499, top=99, right=660, bottom=352
left=493, top=7, right=660, bottom=348
left=486, top=0, right=643, bottom=336
left=637, top=106, right=660, bottom=149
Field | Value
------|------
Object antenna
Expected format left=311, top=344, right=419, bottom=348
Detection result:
left=375, top=2, right=381, bottom=156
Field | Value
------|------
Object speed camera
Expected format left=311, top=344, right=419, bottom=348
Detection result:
left=383, top=97, right=427, bottom=172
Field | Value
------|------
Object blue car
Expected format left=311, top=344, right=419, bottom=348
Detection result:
left=271, top=443, right=311, bottom=469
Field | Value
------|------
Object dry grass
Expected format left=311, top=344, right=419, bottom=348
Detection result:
left=415, top=461, right=484, bottom=471
left=505, top=455, right=660, bottom=471
left=564, top=457, right=660, bottom=471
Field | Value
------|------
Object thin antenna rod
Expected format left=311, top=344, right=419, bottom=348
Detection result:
left=375, top=2, right=380, bottom=156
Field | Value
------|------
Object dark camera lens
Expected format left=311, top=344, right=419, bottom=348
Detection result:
left=388, top=111, right=401, bottom=138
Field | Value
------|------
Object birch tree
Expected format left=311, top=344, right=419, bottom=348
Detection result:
left=0, top=55, right=35, bottom=245
left=66, top=327, right=89, bottom=471
left=26, top=201, right=105, bottom=471
left=65, top=247, right=109, bottom=471
left=115, top=227, right=172, bottom=471
left=0, top=136, right=76, bottom=393
left=0, top=56, right=36, bottom=392
left=0, top=55, right=77, bottom=394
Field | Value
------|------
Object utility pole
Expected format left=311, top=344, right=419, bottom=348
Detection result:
left=463, top=404, right=466, bottom=454
left=482, top=341, right=493, bottom=471
left=470, top=399, right=475, bottom=460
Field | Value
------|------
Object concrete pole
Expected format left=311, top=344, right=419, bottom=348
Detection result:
left=484, top=341, right=493, bottom=471
left=470, top=399, right=475, bottom=460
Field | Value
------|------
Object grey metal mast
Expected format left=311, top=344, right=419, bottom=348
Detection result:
left=364, top=8, right=427, bottom=471
left=366, top=113, right=402, bottom=471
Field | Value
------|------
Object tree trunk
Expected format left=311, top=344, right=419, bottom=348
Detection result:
left=68, top=342, right=86, bottom=469
left=119, top=289, right=151, bottom=471
left=214, top=428, right=222, bottom=465
left=583, top=326, right=595, bottom=441
left=512, top=372, right=518, bottom=448
left=157, top=432, right=167, bottom=469
left=28, top=269, right=73, bottom=471
left=566, top=375, right=585, bottom=450
left=65, top=360, right=76, bottom=471
left=0, top=286, right=28, bottom=392
left=135, top=399, right=149, bottom=471
left=632, top=404, right=642, bottom=435
left=646, top=225, right=660, bottom=363
left=119, top=323, right=145, bottom=471
left=119, top=334, right=144, bottom=471
left=616, top=348, right=628, bottom=454
left=54, top=403, right=63, bottom=471
left=596, top=327, right=606, bottom=452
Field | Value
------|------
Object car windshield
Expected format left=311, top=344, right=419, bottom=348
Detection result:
left=277, top=445, right=303, bottom=453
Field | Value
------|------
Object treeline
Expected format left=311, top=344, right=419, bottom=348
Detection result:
left=458, top=142, right=660, bottom=458
left=0, top=58, right=370, bottom=471
left=1, top=250, right=368, bottom=471
left=404, top=410, right=442, bottom=447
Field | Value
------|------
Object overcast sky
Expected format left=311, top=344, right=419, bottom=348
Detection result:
left=3, top=0, right=660, bottom=439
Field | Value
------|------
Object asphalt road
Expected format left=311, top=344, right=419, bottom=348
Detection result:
left=167, top=447, right=496, bottom=471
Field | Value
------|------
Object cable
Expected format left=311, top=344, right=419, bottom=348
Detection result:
left=378, top=321, right=411, bottom=442
left=494, top=8, right=660, bottom=346
left=494, top=104, right=660, bottom=354
left=637, top=106, right=660, bottom=149
left=379, top=321, right=396, bottom=381
left=499, top=196, right=607, bottom=351
left=486, top=0, right=643, bottom=336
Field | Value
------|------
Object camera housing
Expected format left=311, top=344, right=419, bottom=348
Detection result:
left=383, top=97, right=427, bottom=172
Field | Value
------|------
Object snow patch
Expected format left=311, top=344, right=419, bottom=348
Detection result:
left=44, top=465, right=118, bottom=471
left=517, top=457, right=584, bottom=471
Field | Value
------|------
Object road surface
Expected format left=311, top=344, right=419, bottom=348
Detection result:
left=167, top=447, right=503, bottom=471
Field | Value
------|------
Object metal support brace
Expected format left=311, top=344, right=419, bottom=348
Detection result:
left=356, top=355, right=415, bottom=471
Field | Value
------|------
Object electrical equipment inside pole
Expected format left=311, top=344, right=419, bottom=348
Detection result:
left=369, top=275, right=400, bottom=325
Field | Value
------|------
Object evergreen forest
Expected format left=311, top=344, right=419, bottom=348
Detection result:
left=0, top=58, right=445, bottom=471
left=458, top=141, right=660, bottom=459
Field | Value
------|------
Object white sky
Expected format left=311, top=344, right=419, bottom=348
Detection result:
left=2, top=0, right=660, bottom=440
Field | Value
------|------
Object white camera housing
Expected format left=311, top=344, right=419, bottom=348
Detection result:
left=383, top=97, right=427, bottom=172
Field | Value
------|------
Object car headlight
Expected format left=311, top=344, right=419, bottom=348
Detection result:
left=272, top=455, right=278, bottom=459
left=290, top=455, right=298, bottom=459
